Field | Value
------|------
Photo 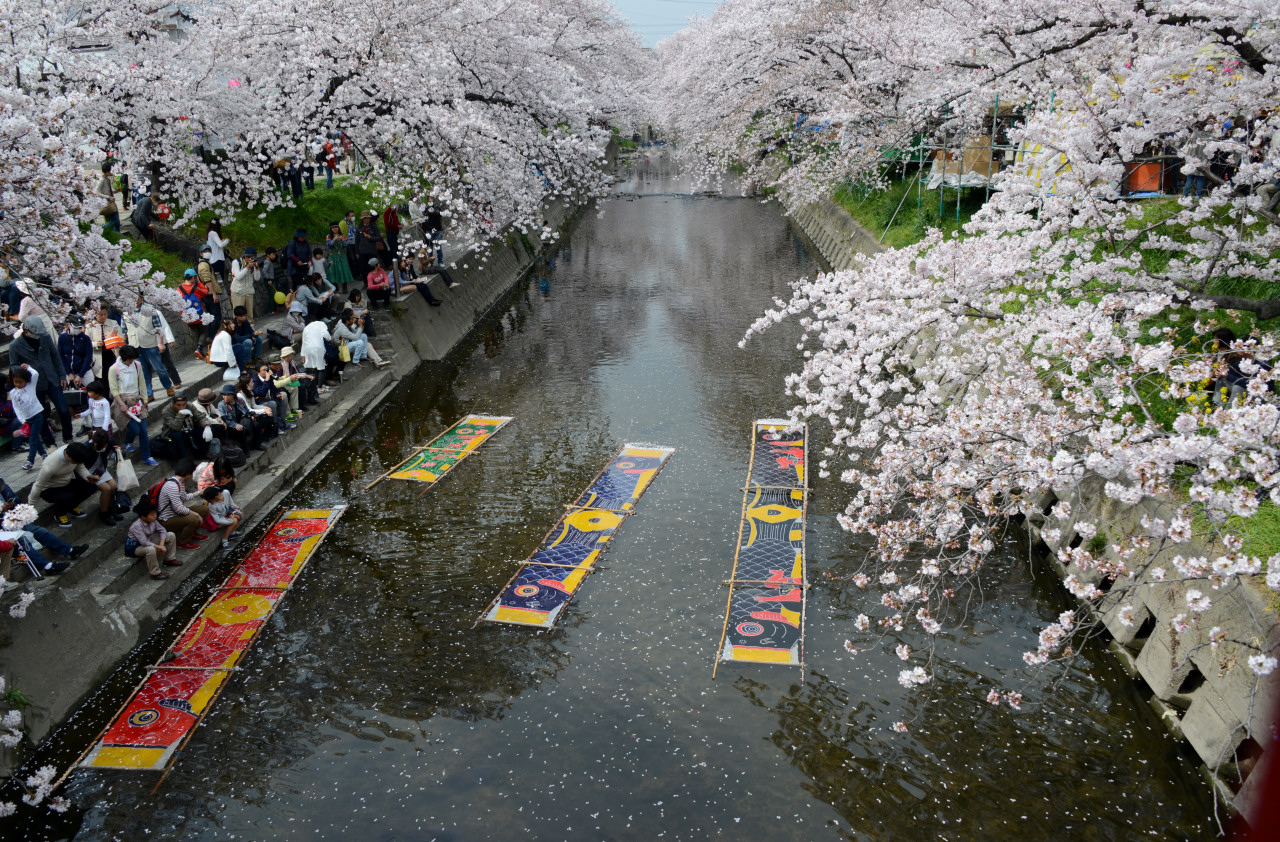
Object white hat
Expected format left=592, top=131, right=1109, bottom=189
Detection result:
left=280, top=346, right=294, bottom=357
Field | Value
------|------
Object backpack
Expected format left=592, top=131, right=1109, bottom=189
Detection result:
left=179, top=289, right=204, bottom=325
left=221, top=445, right=247, bottom=467
left=145, top=477, right=177, bottom=508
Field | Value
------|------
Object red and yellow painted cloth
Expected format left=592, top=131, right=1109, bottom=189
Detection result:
left=388, top=415, right=512, bottom=485
left=480, top=444, right=674, bottom=629
left=80, top=508, right=344, bottom=772
left=718, top=420, right=808, bottom=667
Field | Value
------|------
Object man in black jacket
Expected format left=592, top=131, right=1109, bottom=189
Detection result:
left=10, top=318, right=72, bottom=445
left=130, top=193, right=161, bottom=241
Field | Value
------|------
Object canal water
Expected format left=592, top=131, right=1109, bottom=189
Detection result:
left=26, top=158, right=1214, bottom=839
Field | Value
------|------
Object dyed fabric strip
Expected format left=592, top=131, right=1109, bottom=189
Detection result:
left=387, top=415, right=513, bottom=485
left=80, top=508, right=345, bottom=772
left=480, top=444, right=674, bottom=629
left=718, top=420, right=808, bottom=668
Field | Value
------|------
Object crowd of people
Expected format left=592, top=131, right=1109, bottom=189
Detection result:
left=0, top=197, right=462, bottom=585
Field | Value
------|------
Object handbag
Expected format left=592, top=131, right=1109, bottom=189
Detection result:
left=338, top=339, right=351, bottom=363
left=116, top=457, right=139, bottom=492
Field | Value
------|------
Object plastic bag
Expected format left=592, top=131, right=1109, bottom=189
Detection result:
left=116, top=457, right=139, bottom=492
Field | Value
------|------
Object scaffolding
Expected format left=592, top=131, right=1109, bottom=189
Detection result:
left=854, top=97, right=1197, bottom=241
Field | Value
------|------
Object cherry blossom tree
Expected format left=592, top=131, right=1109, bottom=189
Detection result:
left=0, top=0, right=645, bottom=813
left=0, top=0, right=645, bottom=320
left=656, top=0, right=1280, bottom=707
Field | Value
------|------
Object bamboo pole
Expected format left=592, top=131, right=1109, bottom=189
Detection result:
left=799, top=423, right=810, bottom=684
left=475, top=444, right=672, bottom=628
left=364, top=414, right=512, bottom=491
left=713, top=422, right=759, bottom=679
left=364, top=443, right=433, bottom=491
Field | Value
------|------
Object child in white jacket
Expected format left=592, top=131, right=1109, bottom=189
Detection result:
left=7, top=364, right=45, bottom=469
left=80, top=379, right=113, bottom=436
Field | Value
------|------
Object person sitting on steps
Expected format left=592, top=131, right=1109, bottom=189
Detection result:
left=153, top=458, right=212, bottom=550
left=126, top=499, right=180, bottom=581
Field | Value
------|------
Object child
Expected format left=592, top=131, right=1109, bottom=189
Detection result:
left=125, top=499, right=180, bottom=580
left=7, top=364, right=46, bottom=470
left=80, top=379, right=112, bottom=437
left=202, top=485, right=242, bottom=549
left=310, top=247, right=328, bottom=286
left=262, top=246, right=285, bottom=307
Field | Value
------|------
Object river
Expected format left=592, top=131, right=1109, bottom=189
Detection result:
left=19, top=157, right=1214, bottom=840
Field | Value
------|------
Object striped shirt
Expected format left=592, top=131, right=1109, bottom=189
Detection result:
left=156, top=477, right=198, bottom=521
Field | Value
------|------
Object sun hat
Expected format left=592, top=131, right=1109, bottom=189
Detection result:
left=220, top=383, right=237, bottom=395
left=280, top=346, right=294, bottom=357
left=197, top=388, right=216, bottom=404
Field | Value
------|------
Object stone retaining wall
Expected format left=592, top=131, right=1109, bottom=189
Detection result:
left=785, top=195, right=1278, bottom=821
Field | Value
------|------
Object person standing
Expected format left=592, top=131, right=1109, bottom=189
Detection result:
left=382, top=205, right=402, bottom=259
left=9, top=318, right=72, bottom=447
left=322, top=140, right=337, bottom=189
left=98, top=161, right=120, bottom=232
left=326, top=224, right=355, bottom=292
left=14, top=280, right=55, bottom=337
left=87, top=306, right=123, bottom=381
left=197, top=245, right=224, bottom=343
left=154, top=307, right=183, bottom=389
left=124, top=303, right=175, bottom=400
left=7, top=364, right=47, bottom=470
left=131, top=193, right=161, bottom=241
left=301, top=318, right=334, bottom=390
left=107, top=346, right=159, bottom=466
left=339, top=210, right=359, bottom=277
left=355, top=211, right=384, bottom=284
left=285, top=229, right=312, bottom=291
left=58, top=317, right=93, bottom=390
left=424, top=203, right=445, bottom=263
left=230, top=247, right=260, bottom=322
left=206, top=220, right=231, bottom=281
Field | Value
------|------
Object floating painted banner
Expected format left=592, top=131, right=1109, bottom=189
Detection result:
left=78, top=508, right=345, bottom=773
left=480, top=444, right=674, bottom=629
left=383, top=415, right=513, bottom=486
left=716, top=420, right=808, bottom=670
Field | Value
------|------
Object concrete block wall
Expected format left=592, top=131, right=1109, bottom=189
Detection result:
left=1029, top=481, right=1278, bottom=814
left=792, top=194, right=1279, bottom=821
left=786, top=197, right=885, bottom=271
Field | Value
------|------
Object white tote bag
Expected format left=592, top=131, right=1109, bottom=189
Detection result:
left=116, top=457, right=140, bottom=492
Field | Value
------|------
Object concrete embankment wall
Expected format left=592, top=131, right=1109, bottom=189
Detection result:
left=785, top=198, right=1276, bottom=817
left=0, top=200, right=577, bottom=773
left=786, top=196, right=884, bottom=270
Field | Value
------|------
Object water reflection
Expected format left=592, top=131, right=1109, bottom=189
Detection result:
left=2, top=164, right=1215, bottom=841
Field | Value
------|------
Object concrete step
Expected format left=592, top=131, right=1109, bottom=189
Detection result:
left=57, top=362, right=388, bottom=606
left=3, top=345, right=381, bottom=605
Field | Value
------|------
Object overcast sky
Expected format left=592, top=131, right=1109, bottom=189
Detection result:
left=611, top=0, right=720, bottom=48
